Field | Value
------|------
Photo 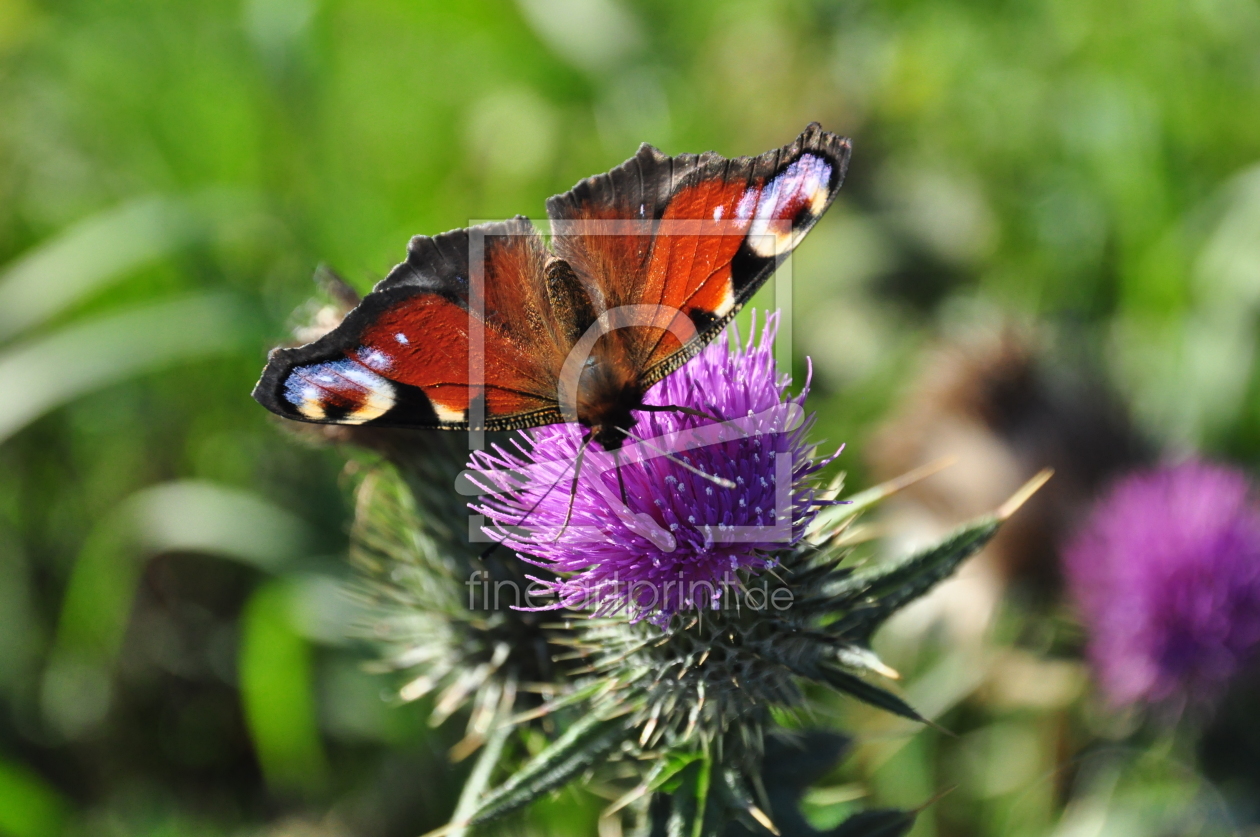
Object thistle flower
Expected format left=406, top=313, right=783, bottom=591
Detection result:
left=470, top=312, right=836, bottom=620
left=1065, top=461, right=1260, bottom=711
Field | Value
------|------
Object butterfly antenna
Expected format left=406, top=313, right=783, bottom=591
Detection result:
left=615, top=427, right=736, bottom=490
left=612, top=447, right=629, bottom=506
left=638, top=403, right=726, bottom=424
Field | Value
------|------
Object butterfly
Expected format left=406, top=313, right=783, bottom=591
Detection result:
left=253, top=124, right=851, bottom=453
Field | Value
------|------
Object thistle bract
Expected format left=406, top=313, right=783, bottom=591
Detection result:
left=1065, top=461, right=1260, bottom=710
left=470, top=312, right=835, bottom=620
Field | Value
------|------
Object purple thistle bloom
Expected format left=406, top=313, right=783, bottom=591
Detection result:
left=1065, top=461, right=1260, bottom=710
left=469, top=312, right=837, bottom=621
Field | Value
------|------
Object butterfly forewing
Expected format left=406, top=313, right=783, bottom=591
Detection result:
left=546, top=124, right=850, bottom=382
left=253, top=217, right=564, bottom=431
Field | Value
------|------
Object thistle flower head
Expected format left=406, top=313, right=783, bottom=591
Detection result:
left=470, top=312, right=835, bottom=620
left=1065, top=461, right=1260, bottom=711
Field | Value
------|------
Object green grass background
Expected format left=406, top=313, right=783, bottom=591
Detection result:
left=1, top=0, right=1258, bottom=834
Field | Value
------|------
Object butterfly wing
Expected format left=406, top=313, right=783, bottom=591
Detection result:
left=545, top=123, right=851, bottom=383
left=252, top=216, right=567, bottom=430
left=255, top=125, right=851, bottom=432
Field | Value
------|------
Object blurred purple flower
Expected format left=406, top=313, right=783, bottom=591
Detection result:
left=470, top=312, right=837, bottom=621
left=1065, top=461, right=1260, bottom=710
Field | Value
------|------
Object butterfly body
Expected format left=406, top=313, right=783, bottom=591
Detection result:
left=570, top=333, right=643, bottom=451
left=253, top=125, right=851, bottom=451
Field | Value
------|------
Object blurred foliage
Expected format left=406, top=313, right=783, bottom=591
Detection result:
left=1, top=0, right=1258, bottom=835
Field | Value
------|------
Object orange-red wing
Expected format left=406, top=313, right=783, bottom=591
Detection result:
left=545, top=124, right=852, bottom=382
left=547, top=142, right=700, bottom=314
left=253, top=129, right=853, bottom=432
left=252, top=218, right=565, bottom=431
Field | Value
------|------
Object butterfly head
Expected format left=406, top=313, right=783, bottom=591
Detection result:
left=589, top=418, right=635, bottom=451
left=582, top=392, right=640, bottom=451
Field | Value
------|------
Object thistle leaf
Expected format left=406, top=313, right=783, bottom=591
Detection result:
left=446, top=708, right=514, bottom=837
left=691, top=756, right=713, bottom=837
left=467, top=709, right=628, bottom=825
left=605, top=751, right=705, bottom=818
left=650, top=758, right=723, bottom=837
left=833, top=645, right=900, bottom=680
left=652, top=752, right=707, bottom=792
left=824, top=470, right=1052, bottom=642
left=811, top=667, right=926, bottom=724
left=828, top=515, right=1000, bottom=644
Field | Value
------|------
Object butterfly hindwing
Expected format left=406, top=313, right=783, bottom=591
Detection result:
left=253, top=217, right=565, bottom=430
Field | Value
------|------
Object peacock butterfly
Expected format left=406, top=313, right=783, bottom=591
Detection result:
left=252, top=124, right=851, bottom=451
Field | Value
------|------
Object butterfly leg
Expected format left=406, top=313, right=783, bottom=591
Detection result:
left=499, top=431, right=593, bottom=544
left=612, top=447, right=629, bottom=507
left=556, top=432, right=594, bottom=538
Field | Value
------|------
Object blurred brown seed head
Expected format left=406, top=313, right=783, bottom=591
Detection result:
left=868, top=322, right=1149, bottom=606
